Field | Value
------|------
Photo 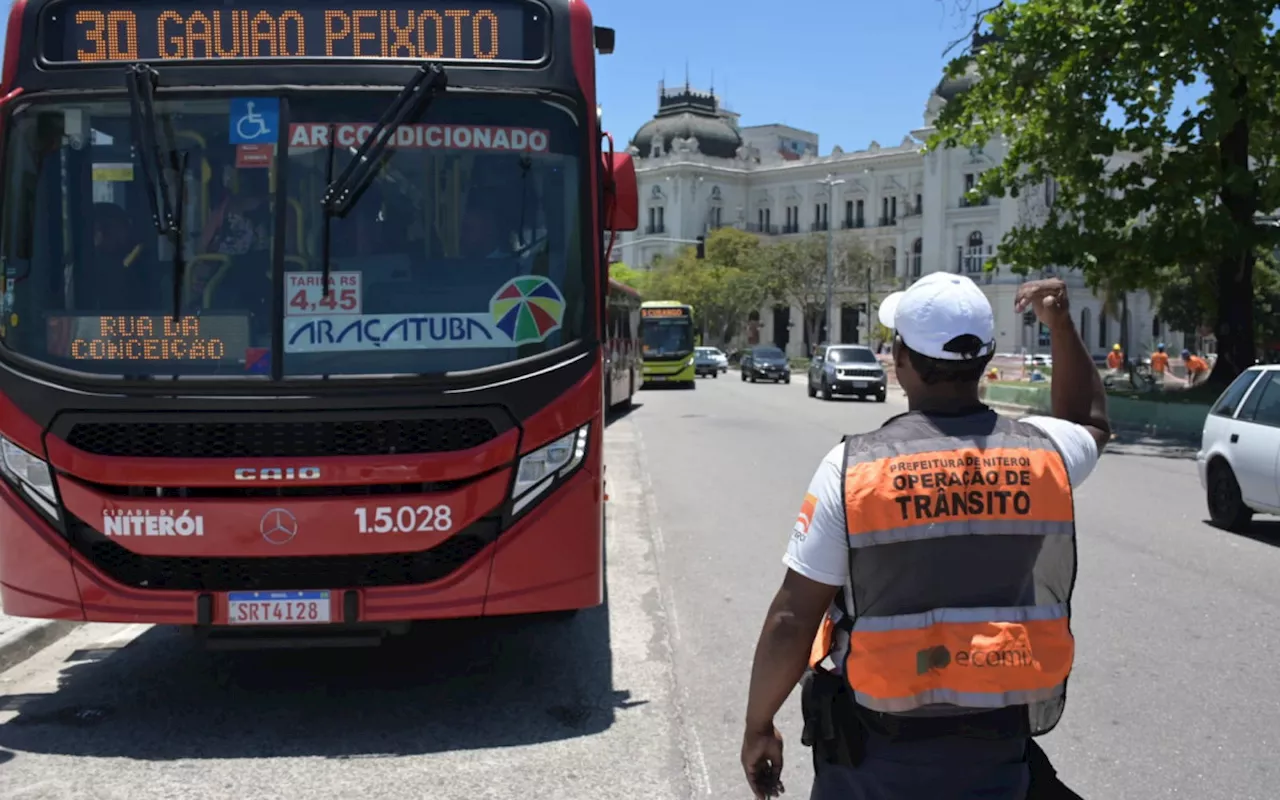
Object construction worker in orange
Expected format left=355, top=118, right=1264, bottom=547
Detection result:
left=1106, top=342, right=1124, bottom=372
left=1151, top=343, right=1170, bottom=381
left=740, top=274, right=1110, bottom=800
left=1182, top=349, right=1210, bottom=385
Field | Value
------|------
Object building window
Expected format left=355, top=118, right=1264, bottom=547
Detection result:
left=911, top=238, right=922, bottom=278
left=765, top=208, right=771, bottom=227
left=822, top=203, right=828, bottom=225
left=915, top=193, right=922, bottom=213
left=964, top=173, right=975, bottom=192
left=856, top=199, right=864, bottom=224
left=845, top=200, right=853, bottom=224
left=758, top=209, right=765, bottom=228
left=814, top=203, right=821, bottom=225
left=882, top=197, right=889, bottom=221
left=710, top=206, right=722, bottom=229
left=890, top=196, right=897, bottom=221
left=1097, top=311, right=1107, bottom=349
left=1152, top=314, right=1161, bottom=338
left=883, top=246, right=897, bottom=280
left=962, top=231, right=986, bottom=273
left=1081, top=308, right=1092, bottom=344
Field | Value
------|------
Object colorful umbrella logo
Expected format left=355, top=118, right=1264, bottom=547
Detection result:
left=490, top=276, right=565, bottom=344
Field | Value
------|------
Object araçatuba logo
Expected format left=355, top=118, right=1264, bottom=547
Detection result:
left=489, top=276, right=565, bottom=345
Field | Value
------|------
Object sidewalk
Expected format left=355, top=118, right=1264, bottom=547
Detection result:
left=0, top=588, right=79, bottom=673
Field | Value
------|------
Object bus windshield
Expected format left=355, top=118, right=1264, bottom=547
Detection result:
left=641, top=317, right=693, bottom=359
left=0, top=92, right=585, bottom=378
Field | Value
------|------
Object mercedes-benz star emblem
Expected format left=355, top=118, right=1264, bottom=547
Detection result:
left=260, top=508, right=298, bottom=545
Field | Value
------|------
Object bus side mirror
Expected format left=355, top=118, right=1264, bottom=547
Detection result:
left=605, top=151, right=639, bottom=232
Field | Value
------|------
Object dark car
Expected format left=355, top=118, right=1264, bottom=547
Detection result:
left=741, top=345, right=791, bottom=384
left=807, top=344, right=887, bottom=401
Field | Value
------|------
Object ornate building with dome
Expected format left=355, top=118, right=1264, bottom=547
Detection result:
left=612, top=68, right=1184, bottom=360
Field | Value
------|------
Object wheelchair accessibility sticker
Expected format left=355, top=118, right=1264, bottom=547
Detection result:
left=229, top=98, right=279, bottom=144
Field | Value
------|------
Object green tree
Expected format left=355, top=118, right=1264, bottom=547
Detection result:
left=608, top=262, right=648, bottom=296
left=1157, top=256, right=1280, bottom=351
left=931, top=1, right=1280, bottom=384
left=646, top=228, right=770, bottom=346
left=758, top=234, right=879, bottom=351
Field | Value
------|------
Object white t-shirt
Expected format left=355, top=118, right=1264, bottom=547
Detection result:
left=784, top=415, right=1100, bottom=587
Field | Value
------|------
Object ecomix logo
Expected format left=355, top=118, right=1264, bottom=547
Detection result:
left=917, top=645, right=951, bottom=675
left=916, top=640, right=1035, bottom=675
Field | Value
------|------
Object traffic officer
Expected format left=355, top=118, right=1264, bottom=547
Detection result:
left=741, top=274, right=1110, bottom=799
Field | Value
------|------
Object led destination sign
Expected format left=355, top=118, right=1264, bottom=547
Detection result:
left=640, top=307, right=691, bottom=319
left=40, top=1, right=543, bottom=63
left=46, top=314, right=250, bottom=363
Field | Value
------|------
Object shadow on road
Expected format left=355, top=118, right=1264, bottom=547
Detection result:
left=605, top=401, right=643, bottom=426
left=0, top=565, right=636, bottom=759
left=1210, top=518, right=1280, bottom=548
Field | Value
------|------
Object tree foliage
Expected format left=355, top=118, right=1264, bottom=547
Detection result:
left=930, top=0, right=1280, bottom=382
left=645, top=228, right=769, bottom=345
left=608, top=262, right=648, bottom=294
left=643, top=229, right=881, bottom=348
left=1156, top=256, right=1280, bottom=349
left=757, top=234, right=880, bottom=349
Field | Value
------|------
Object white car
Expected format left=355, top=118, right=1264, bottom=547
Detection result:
left=1197, top=365, right=1280, bottom=530
left=694, top=347, right=728, bottom=376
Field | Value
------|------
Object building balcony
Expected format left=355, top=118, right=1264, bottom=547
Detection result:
left=902, top=203, right=923, bottom=217
left=644, top=224, right=666, bottom=235
left=781, top=224, right=801, bottom=234
left=746, top=223, right=778, bottom=235
left=842, top=218, right=866, bottom=230
left=810, top=221, right=829, bottom=232
left=958, top=196, right=990, bottom=208
left=876, top=216, right=896, bottom=227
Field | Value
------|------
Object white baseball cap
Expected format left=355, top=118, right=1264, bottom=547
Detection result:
left=878, top=272, right=995, bottom=361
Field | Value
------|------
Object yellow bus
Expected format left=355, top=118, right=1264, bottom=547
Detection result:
left=640, top=301, right=696, bottom=388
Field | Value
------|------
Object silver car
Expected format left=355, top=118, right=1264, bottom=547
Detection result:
left=808, top=344, right=887, bottom=402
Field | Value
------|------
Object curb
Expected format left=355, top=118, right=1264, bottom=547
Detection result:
left=0, top=619, right=79, bottom=673
left=985, top=401, right=1201, bottom=445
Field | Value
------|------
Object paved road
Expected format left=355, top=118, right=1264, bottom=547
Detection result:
left=2, top=374, right=1278, bottom=799
left=632, top=374, right=1279, bottom=799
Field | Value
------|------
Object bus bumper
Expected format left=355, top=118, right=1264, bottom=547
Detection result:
left=0, top=469, right=602, bottom=626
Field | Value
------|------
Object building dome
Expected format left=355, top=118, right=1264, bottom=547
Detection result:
left=932, top=30, right=1001, bottom=104
left=631, top=84, right=743, bottom=160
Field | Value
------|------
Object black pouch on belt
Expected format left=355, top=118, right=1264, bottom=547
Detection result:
left=800, top=667, right=865, bottom=769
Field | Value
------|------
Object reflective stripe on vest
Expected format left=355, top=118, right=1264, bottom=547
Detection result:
left=812, top=414, right=1078, bottom=727
left=843, top=433, right=1073, bottom=547
left=846, top=604, right=1073, bottom=713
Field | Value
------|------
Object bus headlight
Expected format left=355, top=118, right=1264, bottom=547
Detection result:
left=511, top=424, right=589, bottom=515
left=0, top=436, right=59, bottom=519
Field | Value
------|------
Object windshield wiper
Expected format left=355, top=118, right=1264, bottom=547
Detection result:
left=126, top=64, right=187, bottom=321
left=319, top=63, right=447, bottom=296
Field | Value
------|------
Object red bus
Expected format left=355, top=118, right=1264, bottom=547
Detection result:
left=0, top=0, right=639, bottom=645
left=604, top=278, right=641, bottom=410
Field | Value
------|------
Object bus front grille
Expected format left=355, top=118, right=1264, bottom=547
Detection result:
left=63, top=417, right=499, bottom=459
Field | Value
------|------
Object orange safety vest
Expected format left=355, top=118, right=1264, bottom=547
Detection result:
left=809, top=411, right=1077, bottom=736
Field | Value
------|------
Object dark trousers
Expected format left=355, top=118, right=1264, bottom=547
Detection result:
left=810, top=728, right=1031, bottom=800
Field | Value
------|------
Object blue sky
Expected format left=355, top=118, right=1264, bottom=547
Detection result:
left=595, top=0, right=979, bottom=154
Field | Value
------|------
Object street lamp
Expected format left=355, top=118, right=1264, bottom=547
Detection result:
left=816, top=173, right=845, bottom=345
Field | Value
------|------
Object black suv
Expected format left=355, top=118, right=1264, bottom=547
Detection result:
left=807, top=344, right=887, bottom=401
left=741, top=346, right=791, bottom=384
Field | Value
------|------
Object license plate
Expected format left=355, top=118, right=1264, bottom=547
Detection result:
left=852, top=381, right=867, bottom=388
left=227, top=590, right=332, bottom=625
left=650, top=375, right=667, bottom=381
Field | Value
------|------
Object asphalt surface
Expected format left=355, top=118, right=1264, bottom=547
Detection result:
left=2, top=373, right=1278, bottom=799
